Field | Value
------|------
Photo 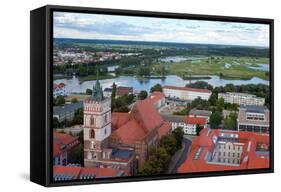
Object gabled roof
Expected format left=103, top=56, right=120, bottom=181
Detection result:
left=53, top=132, right=79, bottom=156
left=185, top=116, right=207, bottom=125
left=113, top=99, right=171, bottom=145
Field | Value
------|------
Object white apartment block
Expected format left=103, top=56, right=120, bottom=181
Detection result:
left=218, top=92, right=265, bottom=106
left=163, top=86, right=211, bottom=101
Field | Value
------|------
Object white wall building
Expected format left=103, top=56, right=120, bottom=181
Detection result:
left=218, top=92, right=265, bottom=106
left=163, top=86, right=211, bottom=101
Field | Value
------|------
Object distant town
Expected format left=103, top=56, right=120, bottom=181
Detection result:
left=52, top=39, right=270, bottom=181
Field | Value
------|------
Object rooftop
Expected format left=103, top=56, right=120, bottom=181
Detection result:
left=178, top=128, right=270, bottom=173
left=185, top=116, right=208, bottom=125
left=53, top=101, right=83, bottom=116
left=189, top=108, right=212, bottom=117
left=163, top=85, right=211, bottom=93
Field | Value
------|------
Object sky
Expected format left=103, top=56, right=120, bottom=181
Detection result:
left=53, top=11, right=270, bottom=47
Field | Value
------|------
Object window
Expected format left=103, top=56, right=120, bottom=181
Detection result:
left=104, top=128, right=107, bottom=135
left=90, top=129, right=95, bottom=139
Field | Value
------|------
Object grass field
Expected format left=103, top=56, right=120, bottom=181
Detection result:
left=151, top=56, right=269, bottom=80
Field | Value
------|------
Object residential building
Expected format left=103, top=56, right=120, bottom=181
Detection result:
left=116, top=86, right=133, bottom=96
left=53, top=101, right=83, bottom=122
left=103, top=88, right=112, bottom=98
left=53, top=83, right=67, bottom=98
left=111, top=99, right=172, bottom=169
left=163, top=85, right=211, bottom=101
left=184, top=116, right=208, bottom=135
left=161, top=114, right=185, bottom=131
left=178, top=128, right=270, bottom=173
left=53, top=132, right=80, bottom=166
left=83, top=78, right=135, bottom=175
left=237, top=105, right=270, bottom=133
left=218, top=92, right=265, bottom=106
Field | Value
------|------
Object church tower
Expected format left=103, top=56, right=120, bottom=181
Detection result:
left=83, top=73, right=112, bottom=167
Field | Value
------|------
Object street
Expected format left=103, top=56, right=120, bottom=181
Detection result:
left=166, top=135, right=193, bottom=174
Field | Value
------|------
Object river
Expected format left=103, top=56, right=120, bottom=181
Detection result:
left=54, top=75, right=269, bottom=94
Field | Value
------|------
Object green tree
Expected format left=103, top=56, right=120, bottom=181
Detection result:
left=111, top=82, right=117, bottom=99
left=138, top=90, right=148, bottom=100
left=217, top=97, right=225, bottom=111
left=56, top=95, right=65, bottom=106
left=208, top=93, right=218, bottom=106
left=224, top=112, right=238, bottom=130
left=67, top=144, right=84, bottom=166
left=71, top=97, right=78, bottom=103
left=53, top=117, right=60, bottom=128
left=172, top=127, right=184, bottom=149
left=160, top=135, right=178, bottom=155
left=210, top=111, right=223, bottom=129
left=150, top=84, right=163, bottom=93
left=196, top=124, right=204, bottom=136
left=86, top=88, right=92, bottom=95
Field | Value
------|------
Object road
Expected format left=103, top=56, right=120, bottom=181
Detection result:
left=166, top=136, right=193, bottom=174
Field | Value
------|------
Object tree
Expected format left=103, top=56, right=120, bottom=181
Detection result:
left=160, top=135, right=178, bottom=155
left=67, top=144, right=84, bottom=166
left=224, top=112, right=238, bottom=130
left=150, top=84, right=163, bottom=93
left=56, top=95, right=65, bottom=106
left=86, top=88, right=92, bottom=95
left=138, top=90, right=148, bottom=100
left=210, top=111, right=223, bottom=129
left=208, top=93, right=218, bottom=106
left=172, top=127, right=184, bottom=149
left=217, top=97, right=225, bottom=111
left=137, top=66, right=150, bottom=76
left=111, top=82, right=117, bottom=99
left=71, top=97, right=78, bottom=103
left=53, top=117, right=60, bottom=128
left=196, top=124, right=204, bottom=136
left=186, top=81, right=213, bottom=90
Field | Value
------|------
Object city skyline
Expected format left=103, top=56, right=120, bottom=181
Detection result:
left=54, top=11, right=270, bottom=47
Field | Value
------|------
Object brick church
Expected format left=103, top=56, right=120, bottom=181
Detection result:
left=83, top=77, right=171, bottom=174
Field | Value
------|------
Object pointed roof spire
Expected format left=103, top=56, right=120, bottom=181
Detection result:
left=92, top=64, right=104, bottom=102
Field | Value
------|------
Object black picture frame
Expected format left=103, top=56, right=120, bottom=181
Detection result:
left=30, top=4, right=274, bottom=187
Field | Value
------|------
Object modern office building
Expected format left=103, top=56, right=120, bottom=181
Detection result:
left=237, top=105, right=270, bottom=133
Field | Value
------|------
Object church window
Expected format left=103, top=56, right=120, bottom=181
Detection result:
left=104, top=114, right=107, bottom=123
left=104, top=128, right=107, bottom=135
left=87, top=152, right=92, bottom=160
left=90, top=129, right=95, bottom=139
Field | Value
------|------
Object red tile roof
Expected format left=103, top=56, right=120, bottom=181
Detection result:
left=185, top=116, right=207, bottom=125
left=149, top=91, right=165, bottom=103
left=53, top=132, right=79, bottom=156
left=178, top=128, right=270, bottom=173
left=163, top=85, right=211, bottom=93
left=53, top=166, right=129, bottom=180
left=158, top=122, right=172, bottom=137
left=116, top=87, right=133, bottom=96
left=53, top=165, right=81, bottom=179
left=111, top=112, right=130, bottom=131
left=53, top=83, right=65, bottom=90
left=113, top=99, right=171, bottom=145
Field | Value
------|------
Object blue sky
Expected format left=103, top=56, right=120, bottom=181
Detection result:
left=54, top=12, right=269, bottom=47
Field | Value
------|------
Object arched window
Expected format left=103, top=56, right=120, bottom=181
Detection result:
left=90, top=129, right=95, bottom=139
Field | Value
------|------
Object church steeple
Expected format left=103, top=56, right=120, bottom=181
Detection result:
left=92, top=66, right=104, bottom=102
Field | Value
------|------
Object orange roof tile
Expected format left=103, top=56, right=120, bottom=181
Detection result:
left=185, top=116, right=207, bottom=125
left=178, top=128, right=270, bottom=173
